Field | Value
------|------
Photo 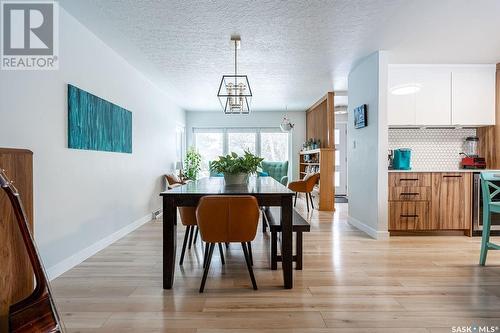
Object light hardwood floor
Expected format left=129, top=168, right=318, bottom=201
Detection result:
left=52, top=197, right=500, bottom=333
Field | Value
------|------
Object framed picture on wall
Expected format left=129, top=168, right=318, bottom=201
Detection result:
left=354, top=104, right=367, bottom=129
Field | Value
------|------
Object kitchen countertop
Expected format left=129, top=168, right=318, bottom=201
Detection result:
left=388, top=169, right=498, bottom=173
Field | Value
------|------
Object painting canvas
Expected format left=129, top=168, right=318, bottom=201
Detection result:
left=354, top=104, right=367, bottom=129
left=68, top=84, right=132, bottom=153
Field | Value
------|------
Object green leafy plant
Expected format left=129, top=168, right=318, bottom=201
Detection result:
left=210, top=150, right=264, bottom=175
left=184, top=147, right=201, bottom=180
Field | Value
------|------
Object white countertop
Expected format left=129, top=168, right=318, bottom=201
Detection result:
left=388, top=169, right=496, bottom=173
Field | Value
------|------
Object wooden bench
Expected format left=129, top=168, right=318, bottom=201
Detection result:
left=262, top=207, right=310, bottom=270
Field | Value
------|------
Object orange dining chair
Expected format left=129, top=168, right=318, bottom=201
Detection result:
left=196, top=195, right=260, bottom=293
left=287, top=172, right=320, bottom=212
left=179, top=207, right=224, bottom=266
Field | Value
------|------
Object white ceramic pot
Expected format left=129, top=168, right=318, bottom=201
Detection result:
left=223, top=172, right=249, bottom=185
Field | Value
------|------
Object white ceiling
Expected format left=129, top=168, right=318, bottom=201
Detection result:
left=59, top=0, right=500, bottom=112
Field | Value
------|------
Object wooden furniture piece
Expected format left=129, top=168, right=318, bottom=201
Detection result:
left=306, top=92, right=335, bottom=148
left=477, top=63, right=500, bottom=168
left=196, top=195, right=260, bottom=292
left=299, top=148, right=334, bottom=211
left=0, top=149, right=34, bottom=332
left=0, top=169, right=63, bottom=332
left=388, top=172, right=471, bottom=234
left=288, top=173, right=320, bottom=212
left=160, top=176, right=295, bottom=289
left=479, top=172, right=500, bottom=265
left=262, top=207, right=310, bottom=270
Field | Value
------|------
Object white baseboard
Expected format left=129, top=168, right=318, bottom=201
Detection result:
left=47, top=214, right=151, bottom=280
left=348, top=215, right=390, bottom=240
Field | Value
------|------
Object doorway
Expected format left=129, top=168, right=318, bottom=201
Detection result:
left=335, top=122, right=348, bottom=196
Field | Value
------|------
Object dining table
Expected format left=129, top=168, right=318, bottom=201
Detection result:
left=160, top=176, right=295, bottom=289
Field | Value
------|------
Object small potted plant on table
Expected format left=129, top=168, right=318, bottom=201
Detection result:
left=210, top=150, right=264, bottom=185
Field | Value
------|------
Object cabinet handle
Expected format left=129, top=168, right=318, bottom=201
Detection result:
left=399, top=178, right=418, bottom=181
left=443, top=175, right=462, bottom=178
left=400, top=192, right=419, bottom=196
left=400, top=214, right=419, bottom=218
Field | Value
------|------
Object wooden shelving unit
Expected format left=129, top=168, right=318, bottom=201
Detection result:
left=299, top=148, right=335, bottom=211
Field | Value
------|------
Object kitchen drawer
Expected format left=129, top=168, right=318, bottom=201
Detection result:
left=389, top=186, right=431, bottom=201
left=389, top=172, right=431, bottom=187
left=389, top=201, right=437, bottom=230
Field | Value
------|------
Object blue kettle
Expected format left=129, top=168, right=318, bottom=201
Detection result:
left=393, top=149, right=411, bottom=170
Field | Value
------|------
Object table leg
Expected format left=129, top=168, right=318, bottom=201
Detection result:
left=163, top=196, right=177, bottom=289
left=281, top=196, right=293, bottom=289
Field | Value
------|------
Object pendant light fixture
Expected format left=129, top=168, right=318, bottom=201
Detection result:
left=280, top=107, right=295, bottom=132
left=217, top=36, right=252, bottom=114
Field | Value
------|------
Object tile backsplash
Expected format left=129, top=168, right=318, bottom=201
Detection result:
left=388, top=128, right=477, bottom=170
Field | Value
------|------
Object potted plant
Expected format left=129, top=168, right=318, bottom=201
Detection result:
left=210, top=150, right=264, bottom=185
left=184, top=147, right=201, bottom=180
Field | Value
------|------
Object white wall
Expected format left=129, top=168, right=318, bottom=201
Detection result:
left=347, top=51, right=389, bottom=239
left=0, top=9, right=185, bottom=276
left=186, top=111, right=306, bottom=180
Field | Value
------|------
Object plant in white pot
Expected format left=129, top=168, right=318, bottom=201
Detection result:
left=210, top=150, right=264, bottom=185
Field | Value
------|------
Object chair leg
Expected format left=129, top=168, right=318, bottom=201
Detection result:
left=271, top=231, right=278, bottom=270
left=296, top=232, right=303, bottom=270
left=193, top=226, right=199, bottom=244
left=179, top=226, right=190, bottom=266
left=262, top=208, right=267, bottom=233
left=218, top=243, right=225, bottom=265
left=200, top=243, right=215, bottom=293
left=309, top=193, right=315, bottom=210
left=203, top=242, right=209, bottom=268
left=480, top=207, right=491, bottom=266
left=247, top=242, right=253, bottom=266
left=188, top=225, right=195, bottom=249
left=305, top=192, right=310, bottom=212
left=241, top=242, right=258, bottom=290
left=225, top=242, right=230, bottom=248
left=294, top=193, right=298, bottom=207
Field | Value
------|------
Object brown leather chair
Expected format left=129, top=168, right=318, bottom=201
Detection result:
left=196, top=195, right=260, bottom=292
left=178, top=207, right=224, bottom=266
left=287, top=172, right=320, bottom=212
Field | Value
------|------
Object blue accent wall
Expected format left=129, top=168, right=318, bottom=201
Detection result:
left=68, top=84, right=132, bottom=153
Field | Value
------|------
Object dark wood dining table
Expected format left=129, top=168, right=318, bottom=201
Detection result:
left=160, top=176, right=295, bottom=289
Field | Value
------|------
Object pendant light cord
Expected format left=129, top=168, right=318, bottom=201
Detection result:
left=234, top=39, right=237, bottom=86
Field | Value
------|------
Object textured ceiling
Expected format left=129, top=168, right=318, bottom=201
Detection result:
left=59, top=0, right=500, bottom=112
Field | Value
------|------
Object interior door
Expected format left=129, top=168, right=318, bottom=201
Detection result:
left=335, top=123, right=347, bottom=196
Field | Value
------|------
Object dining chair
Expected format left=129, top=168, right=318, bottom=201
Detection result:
left=288, top=172, right=320, bottom=212
left=196, top=195, right=260, bottom=293
left=178, top=207, right=224, bottom=266
left=480, top=172, right=500, bottom=265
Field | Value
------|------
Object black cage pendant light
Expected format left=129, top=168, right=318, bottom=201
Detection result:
left=217, top=36, right=252, bottom=114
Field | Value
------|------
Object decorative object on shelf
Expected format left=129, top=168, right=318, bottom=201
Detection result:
left=184, top=147, right=201, bottom=180
left=217, top=36, right=252, bottom=115
left=68, top=84, right=132, bottom=153
left=210, top=150, right=264, bottom=185
left=175, top=161, right=184, bottom=179
left=354, top=104, right=367, bottom=129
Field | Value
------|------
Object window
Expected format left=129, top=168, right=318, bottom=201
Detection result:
left=193, top=127, right=290, bottom=175
left=228, top=132, right=256, bottom=155
left=194, top=130, right=223, bottom=176
left=260, top=131, right=288, bottom=161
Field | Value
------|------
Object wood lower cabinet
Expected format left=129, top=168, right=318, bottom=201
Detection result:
left=431, top=173, right=472, bottom=230
left=388, top=172, right=472, bottom=233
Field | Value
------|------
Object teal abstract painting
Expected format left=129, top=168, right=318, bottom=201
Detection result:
left=68, top=84, right=132, bottom=153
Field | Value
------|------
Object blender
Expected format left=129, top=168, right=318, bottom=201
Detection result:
left=460, top=136, right=486, bottom=169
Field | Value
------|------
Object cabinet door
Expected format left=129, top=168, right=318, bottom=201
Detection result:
left=415, top=67, right=452, bottom=125
left=388, top=66, right=416, bottom=126
left=431, top=173, right=472, bottom=230
left=451, top=66, right=496, bottom=126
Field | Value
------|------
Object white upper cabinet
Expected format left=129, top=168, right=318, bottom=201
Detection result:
left=387, top=66, right=416, bottom=126
left=451, top=66, right=496, bottom=126
left=387, top=64, right=496, bottom=127
left=415, top=67, right=452, bottom=125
